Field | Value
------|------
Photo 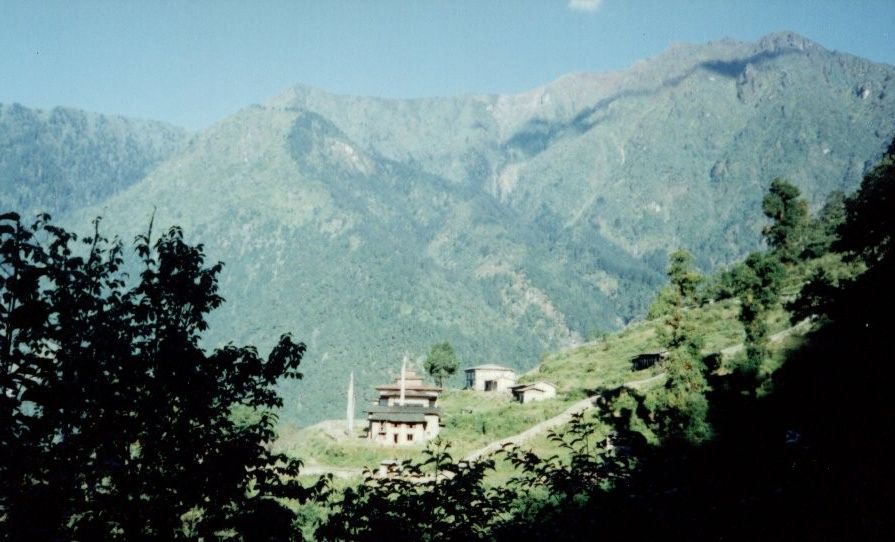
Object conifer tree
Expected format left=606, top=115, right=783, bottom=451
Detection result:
left=732, top=251, right=786, bottom=376
left=762, top=178, right=809, bottom=263
left=649, top=250, right=711, bottom=443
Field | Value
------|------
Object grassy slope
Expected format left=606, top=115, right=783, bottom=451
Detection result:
left=276, top=294, right=800, bottom=472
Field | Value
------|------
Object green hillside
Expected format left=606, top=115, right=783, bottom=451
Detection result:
left=275, top=295, right=797, bottom=470
left=45, top=32, right=895, bottom=425
left=308, top=147, right=895, bottom=539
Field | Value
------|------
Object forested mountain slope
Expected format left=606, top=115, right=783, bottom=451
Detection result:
left=0, top=103, right=188, bottom=216
left=51, top=32, right=895, bottom=423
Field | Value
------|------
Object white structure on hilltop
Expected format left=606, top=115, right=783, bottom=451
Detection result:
left=510, top=381, right=557, bottom=403
left=463, top=364, right=516, bottom=393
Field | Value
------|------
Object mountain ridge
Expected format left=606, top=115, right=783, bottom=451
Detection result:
left=0, top=103, right=188, bottom=217
left=25, top=32, right=895, bottom=423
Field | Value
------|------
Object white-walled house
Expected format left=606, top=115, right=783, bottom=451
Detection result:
left=464, top=364, right=516, bottom=392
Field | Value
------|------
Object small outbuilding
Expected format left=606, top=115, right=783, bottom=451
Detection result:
left=630, top=350, right=668, bottom=371
left=464, top=364, right=517, bottom=392
left=510, top=381, right=556, bottom=404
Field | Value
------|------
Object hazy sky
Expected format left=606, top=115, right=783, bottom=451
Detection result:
left=2, top=0, right=893, bottom=130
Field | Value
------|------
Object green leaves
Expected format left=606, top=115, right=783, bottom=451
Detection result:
left=424, top=341, right=459, bottom=387
left=0, top=215, right=320, bottom=540
left=762, top=178, right=809, bottom=263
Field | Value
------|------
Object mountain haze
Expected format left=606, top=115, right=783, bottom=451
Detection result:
left=35, top=32, right=895, bottom=423
left=0, top=104, right=188, bottom=216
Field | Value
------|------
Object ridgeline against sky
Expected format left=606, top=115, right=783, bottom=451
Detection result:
left=1, top=1, right=894, bottom=129
left=2, top=32, right=884, bottom=423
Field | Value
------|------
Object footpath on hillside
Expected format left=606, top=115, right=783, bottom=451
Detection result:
left=463, top=318, right=811, bottom=461
left=302, top=319, right=812, bottom=477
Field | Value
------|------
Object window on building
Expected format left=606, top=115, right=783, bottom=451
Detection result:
left=407, top=434, right=413, bottom=442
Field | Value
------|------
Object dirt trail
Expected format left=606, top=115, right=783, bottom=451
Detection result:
left=462, top=318, right=811, bottom=461
left=303, top=319, right=813, bottom=475
left=300, top=465, right=365, bottom=479
left=461, top=373, right=664, bottom=461
left=720, top=318, right=811, bottom=357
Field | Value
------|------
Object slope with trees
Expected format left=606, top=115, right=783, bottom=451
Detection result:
left=311, top=140, right=895, bottom=540
left=0, top=103, right=187, bottom=217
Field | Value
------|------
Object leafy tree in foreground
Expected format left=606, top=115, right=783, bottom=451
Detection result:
left=317, top=440, right=507, bottom=542
left=0, top=213, right=324, bottom=541
left=773, top=139, right=895, bottom=539
left=423, top=341, right=459, bottom=387
left=802, top=190, right=847, bottom=259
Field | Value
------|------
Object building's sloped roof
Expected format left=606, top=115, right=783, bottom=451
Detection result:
left=632, top=350, right=669, bottom=359
left=376, top=385, right=442, bottom=394
left=368, top=411, right=428, bottom=423
left=464, top=364, right=515, bottom=372
left=376, top=369, right=441, bottom=394
left=510, top=381, right=556, bottom=393
left=367, top=405, right=441, bottom=416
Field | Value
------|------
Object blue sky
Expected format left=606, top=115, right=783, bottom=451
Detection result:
left=1, top=0, right=893, bottom=130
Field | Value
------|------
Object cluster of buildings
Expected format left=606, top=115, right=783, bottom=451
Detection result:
left=364, top=362, right=556, bottom=446
left=355, top=346, right=667, bottom=447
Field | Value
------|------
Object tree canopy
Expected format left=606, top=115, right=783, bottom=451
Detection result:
left=0, top=214, right=323, bottom=540
left=761, top=178, right=809, bottom=262
left=423, top=342, right=459, bottom=387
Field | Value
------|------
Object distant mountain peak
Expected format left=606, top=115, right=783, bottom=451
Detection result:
left=756, top=31, right=824, bottom=53
left=39, top=33, right=895, bottom=426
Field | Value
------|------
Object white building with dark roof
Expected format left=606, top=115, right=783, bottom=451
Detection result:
left=463, top=364, right=516, bottom=392
left=510, top=381, right=556, bottom=403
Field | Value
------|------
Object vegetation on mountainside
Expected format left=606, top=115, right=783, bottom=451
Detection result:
left=54, top=32, right=895, bottom=425
left=4, top=137, right=892, bottom=539
left=311, top=141, right=895, bottom=540
left=0, top=103, right=187, bottom=216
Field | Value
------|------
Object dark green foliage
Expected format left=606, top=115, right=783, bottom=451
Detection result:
left=423, top=342, right=459, bottom=387
left=646, top=250, right=702, bottom=318
left=317, top=440, right=507, bottom=542
left=772, top=138, right=895, bottom=539
left=733, top=178, right=808, bottom=377
left=802, top=190, right=846, bottom=258
left=762, top=178, right=809, bottom=263
left=649, top=250, right=711, bottom=443
left=645, top=284, right=676, bottom=319
left=667, top=249, right=702, bottom=304
left=837, top=151, right=895, bottom=267
left=733, top=250, right=786, bottom=375
left=0, top=214, right=323, bottom=540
